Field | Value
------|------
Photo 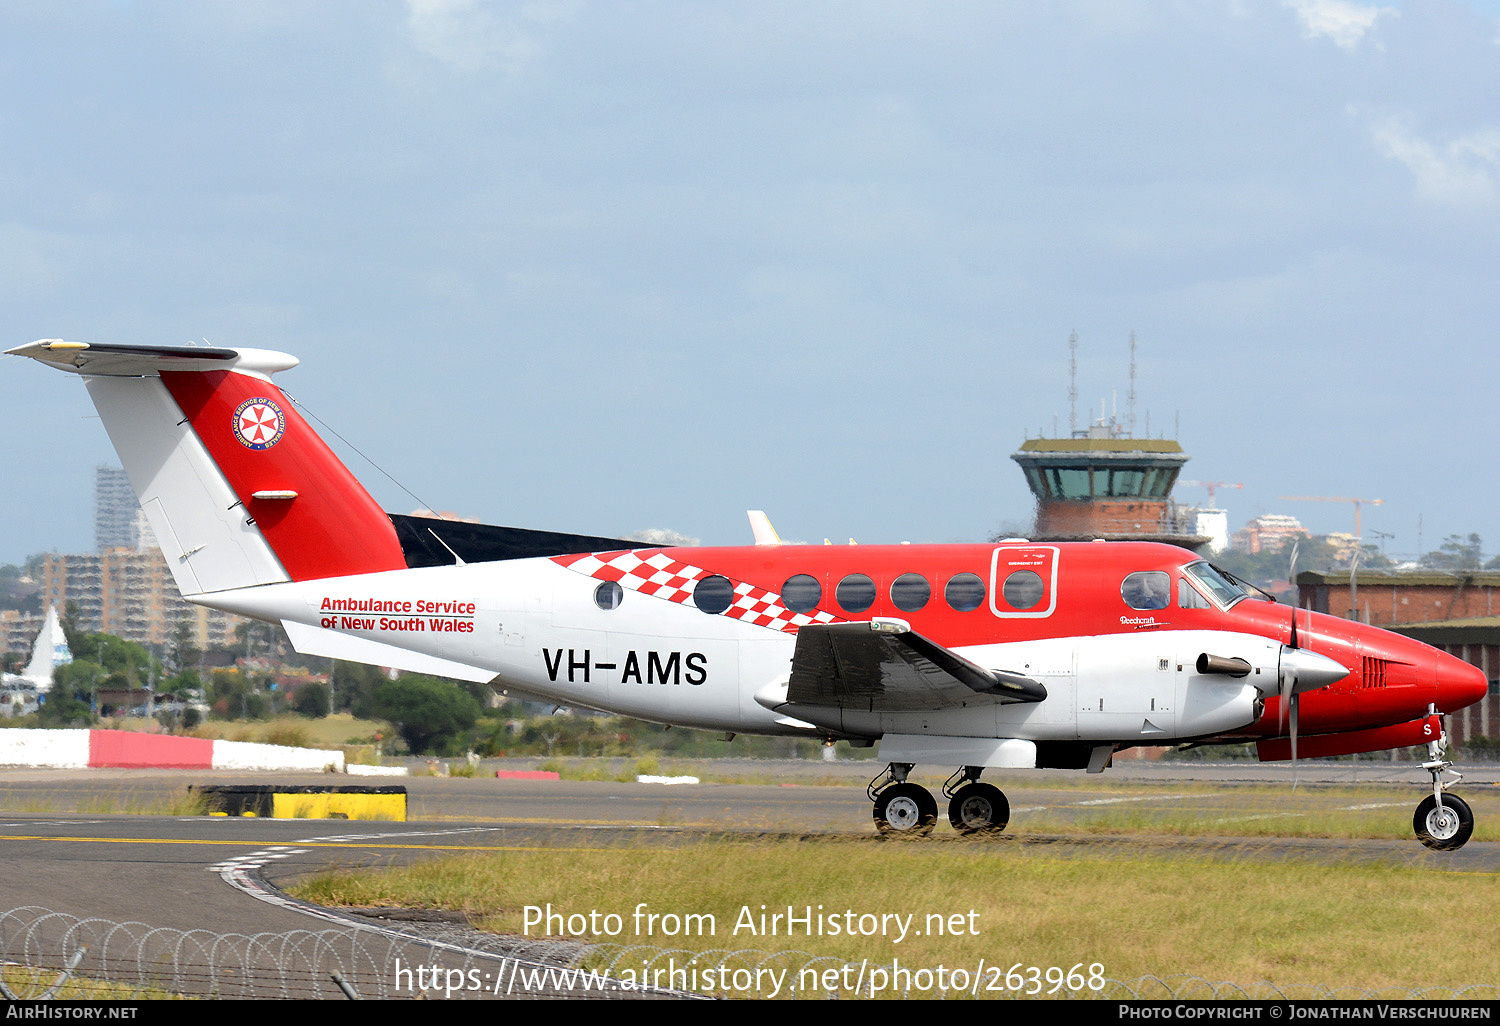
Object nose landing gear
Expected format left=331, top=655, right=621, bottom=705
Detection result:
left=1414, top=709, right=1474, bottom=851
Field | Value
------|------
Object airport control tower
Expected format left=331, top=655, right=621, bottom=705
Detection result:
left=1012, top=421, right=1206, bottom=548
left=1013, top=334, right=1208, bottom=551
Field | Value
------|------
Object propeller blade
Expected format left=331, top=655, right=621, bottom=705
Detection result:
left=1288, top=540, right=1301, bottom=649
left=1289, top=692, right=1300, bottom=788
left=1276, top=647, right=1347, bottom=789
left=1278, top=659, right=1291, bottom=734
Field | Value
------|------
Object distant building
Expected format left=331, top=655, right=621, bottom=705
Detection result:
left=1296, top=570, right=1500, bottom=630
left=1231, top=514, right=1308, bottom=555
left=1192, top=509, right=1230, bottom=554
left=40, top=549, right=241, bottom=649
left=1296, top=569, right=1500, bottom=747
left=1322, top=532, right=1362, bottom=563
left=94, top=466, right=152, bottom=553
left=1011, top=421, right=1205, bottom=548
left=0, top=610, right=46, bottom=657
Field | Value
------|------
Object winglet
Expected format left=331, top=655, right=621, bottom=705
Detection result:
left=747, top=510, right=781, bottom=546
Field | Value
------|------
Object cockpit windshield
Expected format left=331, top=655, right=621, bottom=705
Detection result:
left=1182, top=561, right=1248, bottom=610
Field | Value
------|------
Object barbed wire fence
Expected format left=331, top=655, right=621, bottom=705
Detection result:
left=2, top=906, right=1497, bottom=1000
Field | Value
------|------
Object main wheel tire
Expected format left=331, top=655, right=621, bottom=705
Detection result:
left=947, top=782, right=1010, bottom=834
left=1414, top=793, right=1473, bottom=851
left=873, top=782, right=937, bottom=837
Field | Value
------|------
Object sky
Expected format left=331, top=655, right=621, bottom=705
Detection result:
left=3, top=0, right=1499, bottom=565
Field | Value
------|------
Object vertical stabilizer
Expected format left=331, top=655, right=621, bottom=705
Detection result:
left=9, top=340, right=409, bottom=594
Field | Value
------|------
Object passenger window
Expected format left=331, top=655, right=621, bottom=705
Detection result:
left=693, top=575, right=735, bottom=614
left=836, top=573, right=877, bottom=614
left=1178, top=577, right=1212, bottom=609
left=781, top=574, right=822, bottom=613
left=945, top=572, right=986, bottom=612
left=1001, top=569, right=1045, bottom=610
left=594, top=581, right=624, bottom=610
left=1121, top=571, right=1170, bottom=610
left=890, top=573, right=930, bottom=612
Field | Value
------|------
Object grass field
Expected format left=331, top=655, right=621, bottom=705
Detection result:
left=290, top=833, right=1500, bottom=996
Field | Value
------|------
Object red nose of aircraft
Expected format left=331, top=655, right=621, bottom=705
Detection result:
left=1435, top=648, right=1489, bottom=714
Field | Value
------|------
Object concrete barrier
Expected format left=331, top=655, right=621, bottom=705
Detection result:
left=0, top=729, right=346, bottom=772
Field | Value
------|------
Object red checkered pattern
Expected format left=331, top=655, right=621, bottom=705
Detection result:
left=553, top=550, right=843, bottom=633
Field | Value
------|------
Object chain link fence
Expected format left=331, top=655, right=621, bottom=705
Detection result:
left=2, top=906, right=1497, bottom=1000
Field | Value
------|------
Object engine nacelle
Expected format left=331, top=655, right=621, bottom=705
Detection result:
left=1177, top=679, right=1261, bottom=737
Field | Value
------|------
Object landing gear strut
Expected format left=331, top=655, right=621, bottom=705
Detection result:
left=869, top=764, right=937, bottom=836
left=1414, top=712, right=1474, bottom=851
left=943, top=766, right=1009, bottom=835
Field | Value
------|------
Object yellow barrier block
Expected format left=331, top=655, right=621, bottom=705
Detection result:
left=270, top=790, right=406, bottom=821
left=194, top=785, right=407, bottom=820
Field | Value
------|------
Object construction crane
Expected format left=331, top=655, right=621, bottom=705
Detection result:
left=1279, top=496, right=1384, bottom=541
left=1179, top=480, right=1242, bottom=508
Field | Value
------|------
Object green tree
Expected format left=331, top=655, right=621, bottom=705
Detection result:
left=170, top=619, right=202, bottom=675
left=208, top=667, right=269, bottom=719
left=1424, top=534, right=1483, bottom=571
left=331, top=660, right=388, bottom=718
left=292, top=681, right=331, bottom=718
left=372, top=675, right=482, bottom=755
left=37, top=689, right=92, bottom=727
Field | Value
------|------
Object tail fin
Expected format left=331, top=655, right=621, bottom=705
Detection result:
left=9, top=340, right=407, bottom=594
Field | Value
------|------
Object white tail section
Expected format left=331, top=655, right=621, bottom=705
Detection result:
left=86, top=375, right=290, bottom=596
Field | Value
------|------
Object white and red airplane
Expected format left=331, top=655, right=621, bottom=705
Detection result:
left=9, top=340, right=1489, bottom=848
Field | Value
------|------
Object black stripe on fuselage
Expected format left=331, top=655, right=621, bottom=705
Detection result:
left=388, top=513, right=644, bottom=567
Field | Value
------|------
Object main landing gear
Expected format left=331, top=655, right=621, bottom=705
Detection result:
left=869, top=764, right=1009, bottom=837
left=1414, top=714, right=1474, bottom=851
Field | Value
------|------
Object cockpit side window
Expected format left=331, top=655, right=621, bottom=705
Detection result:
left=1121, top=571, right=1170, bottom=610
left=1183, top=561, right=1247, bottom=610
left=1178, top=577, right=1212, bottom=609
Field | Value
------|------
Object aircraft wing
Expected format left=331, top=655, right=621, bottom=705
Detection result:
left=787, top=622, right=1046, bottom=712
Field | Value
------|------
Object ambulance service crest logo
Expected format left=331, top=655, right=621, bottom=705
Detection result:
left=233, top=397, right=286, bottom=450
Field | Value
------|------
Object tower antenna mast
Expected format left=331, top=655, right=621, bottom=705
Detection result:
left=1068, top=331, right=1078, bottom=436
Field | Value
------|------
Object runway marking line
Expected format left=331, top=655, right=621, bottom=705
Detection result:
left=0, top=833, right=607, bottom=854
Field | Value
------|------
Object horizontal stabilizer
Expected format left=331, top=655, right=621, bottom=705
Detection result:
left=788, top=622, right=1046, bottom=712
left=7, top=339, right=293, bottom=378
left=281, top=620, right=498, bottom=684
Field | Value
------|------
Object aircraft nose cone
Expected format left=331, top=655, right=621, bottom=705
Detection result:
left=1435, top=650, right=1488, bottom=713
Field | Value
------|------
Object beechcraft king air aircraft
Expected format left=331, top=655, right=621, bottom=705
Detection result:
left=9, top=340, right=1491, bottom=848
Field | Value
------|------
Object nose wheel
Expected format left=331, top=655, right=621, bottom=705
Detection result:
left=1413, top=711, right=1474, bottom=851
left=1415, top=794, right=1473, bottom=851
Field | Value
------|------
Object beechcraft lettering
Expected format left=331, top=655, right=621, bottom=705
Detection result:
left=543, top=648, right=707, bottom=686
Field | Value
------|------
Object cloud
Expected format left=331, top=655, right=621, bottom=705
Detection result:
left=1284, top=0, right=1393, bottom=49
left=404, top=0, right=576, bottom=75
left=625, top=528, right=701, bottom=548
left=1371, top=116, right=1500, bottom=205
